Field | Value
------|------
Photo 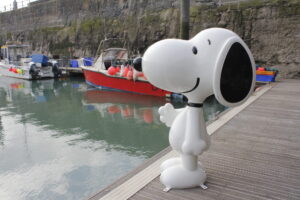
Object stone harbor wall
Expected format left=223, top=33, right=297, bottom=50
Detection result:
left=0, top=0, right=299, bottom=78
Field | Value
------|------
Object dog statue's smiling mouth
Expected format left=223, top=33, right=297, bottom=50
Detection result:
left=181, top=77, right=200, bottom=93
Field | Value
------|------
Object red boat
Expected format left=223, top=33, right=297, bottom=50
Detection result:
left=81, top=48, right=171, bottom=97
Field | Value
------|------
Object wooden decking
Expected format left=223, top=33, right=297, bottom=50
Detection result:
left=90, top=79, right=300, bottom=200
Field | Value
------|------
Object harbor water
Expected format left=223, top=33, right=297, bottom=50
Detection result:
left=0, top=76, right=226, bottom=200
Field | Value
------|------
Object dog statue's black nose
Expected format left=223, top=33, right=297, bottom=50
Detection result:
left=133, top=57, right=142, bottom=72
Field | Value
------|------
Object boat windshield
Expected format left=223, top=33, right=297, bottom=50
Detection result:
left=8, top=45, right=31, bottom=62
left=102, top=48, right=128, bottom=66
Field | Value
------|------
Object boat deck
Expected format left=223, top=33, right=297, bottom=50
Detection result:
left=63, top=67, right=83, bottom=74
left=89, top=79, right=300, bottom=200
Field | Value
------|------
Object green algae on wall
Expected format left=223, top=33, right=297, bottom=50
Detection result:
left=80, top=18, right=102, bottom=33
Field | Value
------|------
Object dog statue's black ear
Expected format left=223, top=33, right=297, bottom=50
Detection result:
left=220, top=42, right=253, bottom=103
left=214, top=41, right=255, bottom=107
left=133, top=57, right=143, bottom=72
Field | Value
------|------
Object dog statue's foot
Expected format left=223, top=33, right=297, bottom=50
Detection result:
left=160, top=157, right=204, bottom=173
left=160, top=164, right=206, bottom=190
left=200, top=184, right=208, bottom=190
left=160, top=157, right=181, bottom=172
left=163, top=187, right=171, bottom=192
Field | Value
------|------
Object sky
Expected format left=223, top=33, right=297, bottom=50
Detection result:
left=0, top=0, right=37, bottom=11
left=0, top=0, right=14, bottom=7
left=0, top=0, right=17, bottom=9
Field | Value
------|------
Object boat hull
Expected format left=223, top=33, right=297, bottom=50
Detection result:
left=0, top=63, right=54, bottom=80
left=83, top=68, right=171, bottom=97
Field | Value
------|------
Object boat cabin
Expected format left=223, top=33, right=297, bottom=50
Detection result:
left=94, top=48, right=129, bottom=71
left=0, top=44, right=31, bottom=66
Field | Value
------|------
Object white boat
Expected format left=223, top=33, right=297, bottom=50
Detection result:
left=0, top=44, right=62, bottom=80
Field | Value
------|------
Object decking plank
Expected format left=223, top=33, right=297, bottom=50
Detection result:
left=128, top=80, right=300, bottom=200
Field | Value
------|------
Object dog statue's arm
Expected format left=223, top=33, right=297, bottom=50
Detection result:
left=158, top=103, right=184, bottom=127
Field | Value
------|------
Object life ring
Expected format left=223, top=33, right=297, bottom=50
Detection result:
left=127, top=70, right=133, bottom=80
left=122, top=67, right=129, bottom=77
left=108, top=66, right=117, bottom=75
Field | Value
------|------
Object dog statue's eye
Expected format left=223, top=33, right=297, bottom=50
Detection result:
left=208, top=39, right=211, bottom=45
left=192, top=46, right=198, bottom=55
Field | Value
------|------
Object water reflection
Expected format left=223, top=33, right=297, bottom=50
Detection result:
left=82, top=90, right=165, bottom=124
left=0, top=77, right=170, bottom=156
left=0, top=76, right=226, bottom=200
left=0, top=76, right=170, bottom=200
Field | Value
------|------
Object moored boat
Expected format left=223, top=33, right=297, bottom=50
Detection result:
left=0, top=44, right=62, bottom=80
left=256, top=66, right=279, bottom=82
left=81, top=48, right=172, bottom=97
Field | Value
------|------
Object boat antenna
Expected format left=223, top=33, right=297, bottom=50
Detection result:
left=95, top=18, right=107, bottom=57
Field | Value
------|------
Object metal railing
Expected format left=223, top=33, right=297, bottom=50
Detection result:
left=0, top=0, right=39, bottom=13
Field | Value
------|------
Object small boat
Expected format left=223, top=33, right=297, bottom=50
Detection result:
left=0, top=44, right=62, bottom=80
left=81, top=48, right=172, bottom=97
left=256, top=67, right=279, bottom=82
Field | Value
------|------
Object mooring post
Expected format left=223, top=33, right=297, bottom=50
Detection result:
left=180, top=0, right=190, bottom=40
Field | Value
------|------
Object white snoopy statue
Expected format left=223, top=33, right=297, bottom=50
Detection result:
left=133, top=28, right=256, bottom=192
